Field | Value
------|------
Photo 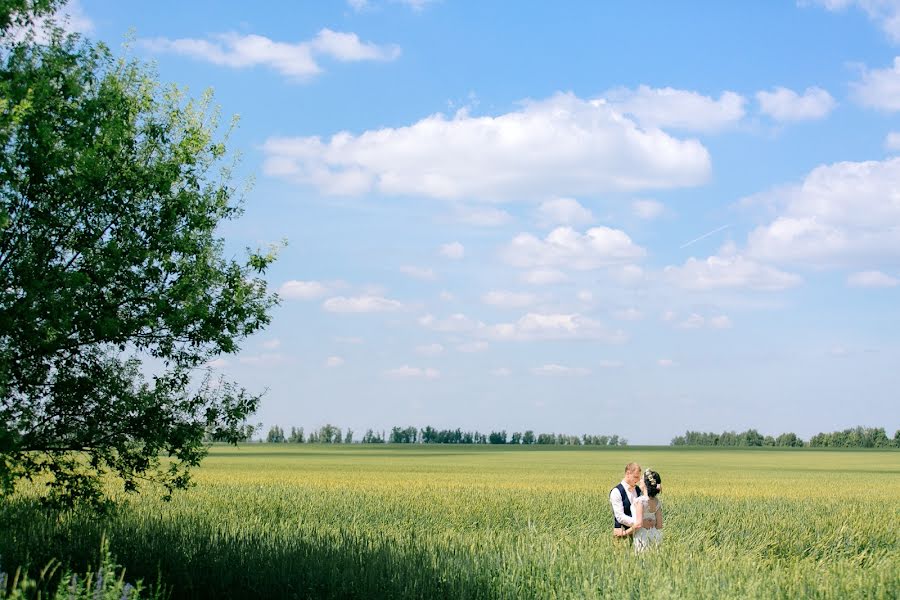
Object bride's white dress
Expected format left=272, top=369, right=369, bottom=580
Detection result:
left=633, top=496, right=663, bottom=552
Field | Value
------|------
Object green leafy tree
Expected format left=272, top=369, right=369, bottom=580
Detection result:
left=266, top=426, right=285, bottom=443
left=0, top=8, right=278, bottom=507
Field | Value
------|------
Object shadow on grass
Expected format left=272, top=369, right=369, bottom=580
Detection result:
left=0, top=499, right=499, bottom=600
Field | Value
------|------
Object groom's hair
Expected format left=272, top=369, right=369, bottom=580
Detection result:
left=624, top=462, right=640, bottom=474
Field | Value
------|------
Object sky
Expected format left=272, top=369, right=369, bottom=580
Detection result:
left=58, top=0, right=900, bottom=444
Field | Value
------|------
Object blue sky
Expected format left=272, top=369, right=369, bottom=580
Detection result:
left=66, top=0, right=900, bottom=443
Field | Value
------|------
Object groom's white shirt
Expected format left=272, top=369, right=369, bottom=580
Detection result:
left=609, top=478, right=637, bottom=526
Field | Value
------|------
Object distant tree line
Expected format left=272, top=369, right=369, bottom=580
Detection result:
left=254, top=425, right=628, bottom=446
left=671, top=426, right=899, bottom=448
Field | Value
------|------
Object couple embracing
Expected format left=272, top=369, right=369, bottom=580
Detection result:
left=609, top=462, right=663, bottom=552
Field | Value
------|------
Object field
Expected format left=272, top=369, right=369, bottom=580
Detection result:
left=1, top=445, right=898, bottom=599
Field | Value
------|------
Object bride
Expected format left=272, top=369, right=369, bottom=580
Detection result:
left=625, top=469, right=663, bottom=552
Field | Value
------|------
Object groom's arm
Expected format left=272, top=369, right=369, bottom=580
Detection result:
left=609, top=488, right=635, bottom=527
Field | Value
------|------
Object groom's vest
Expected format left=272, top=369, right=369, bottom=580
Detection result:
left=612, top=483, right=642, bottom=529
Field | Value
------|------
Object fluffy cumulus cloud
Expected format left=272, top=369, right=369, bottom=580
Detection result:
left=502, top=226, right=646, bottom=270
left=632, top=199, right=665, bottom=219
left=262, top=93, right=711, bottom=200
left=384, top=366, right=440, bottom=379
left=664, top=249, right=802, bottom=291
left=141, top=28, right=399, bottom=81
left=847, top=270, right=899, bottom=287
left=851, top=57, right=900, bottom=110
left=533, top=364, right=591, bottom=376
left=323, top=295, right=404, bottom=313
left=400, top=265, right=436, bottom=280
left=418, top=313, right=484, bottom=333
left=415, top=343, right=445, bottom=356
left=756, top=86, right=836, bottom=121
left=807, top=0, right=900, bottom=42
left=536, top=198, right=594, bottom=227
left=439, top=242, right=465, bottom=259
left=483, top=313, right=626, bottom=342
left=604, top=85, right=746, bottom=132
left=520, top=269, right=568, bottom=285
left=657, top=359, right=676, bottom=367
left=325, top=356, right=345, bottom=367
left=744, top=157, right=900, bottom=266
left=450, top=205, right=513, bottom=226
left=885, top=131, right=900, bottom=150
left=279, top=280, right=331, bottom=299
left=457, top=341, right=489, bottom=353
left=481, top=290, right=537, bottom=309
left=671, top=313, right=733, bottom=329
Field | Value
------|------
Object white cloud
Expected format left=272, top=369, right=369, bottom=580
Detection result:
left=502, top=226, right=646, bottom=270
left=418, top=313, right=483, bottom=332
left=457, top=341, right=489, bottom=353
left=239, top=353, right=288, bottom=366
left=756, top=86, right=836, bottom=121
left=604, top=85, right=746, bottom=132
left=885, top=131, right=900, bottom=150
left=279, top=280, right=330, bottom=300
left=632, top=199, right=665, bottom=220
left=323, top=295, right=404, bottom=313
left=451, top=205, right=513, bottom=226
left=613, top=307, right=643, bottom=321
left=415, top=343, right=445, bottom=356
left=577, top=290, right=594, bottom=303
left=536, top=197, right=594, bottom=227
left=520, top=269, right=568, bottom=285
left=491, top=367, right=512, bottom=376
left=806, top=1, right=900, bottom=42
left=851, top=57, right=900, bottom=110
left=709, top=315, right=734, bottom=329
left=483, top=312, right=626, bottom=342
left=141, top=29, right=399, bottom=82
left=261, top=92, right=711, bottom=200
left=847, top=270, right=899, bottom=287
left=347, top=0, right=370, bottom=10
left=439, top=242, right=465, bottom=259
left=325, top=356, right=345, bottom=367
left=745, top=157, right=900, bottom=267
left=665, top=311, right=733, bottom=329
left=482, top=290, right=537, bottom=309
left=261, top=339, right=282, bottom=350
left=11, top=0, right=94, bottom=42
left=611, top=264, right=646, bottom=287
left=385, top=365, right=440, bottom=379
left=657, top=358, right=676, bottom=367
left=533, top=364, right=591, bottom=376
left=598, top=359, right=624, bottom=368
left=206, top=358, right=229, bottom=369
left=665, top=251, right=802, bottom=291
left=400, top=265, right=436, bottom=280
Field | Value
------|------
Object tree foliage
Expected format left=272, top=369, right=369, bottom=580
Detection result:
left=0, top=8, right=278, bottom=507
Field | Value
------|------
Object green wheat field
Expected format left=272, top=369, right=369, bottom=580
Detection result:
left=1, top=445, right=898, bottom=599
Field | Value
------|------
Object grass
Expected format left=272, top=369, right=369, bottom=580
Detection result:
left=1, top=445, right=898, bottom=598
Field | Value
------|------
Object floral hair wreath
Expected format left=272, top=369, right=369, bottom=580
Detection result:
left=644, top=468, right=660, bottom=489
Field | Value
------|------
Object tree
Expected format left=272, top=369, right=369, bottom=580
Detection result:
left=343, top=428, right=353, bottom=444
left=522, top=430, right=535, bottom=445
left=287, top=427, right=304, bottom=443
left=266, top=426, right=285, bottom=444
left=0, top=8, right=279, bottom=507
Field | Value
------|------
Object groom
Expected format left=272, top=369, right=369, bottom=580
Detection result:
left=609, top=462, right=642, bottom=539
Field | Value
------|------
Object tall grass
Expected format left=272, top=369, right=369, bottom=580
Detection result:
left=1, top=446, right=897, bottom=598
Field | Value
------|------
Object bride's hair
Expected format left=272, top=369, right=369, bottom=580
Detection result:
left=643, top=470, right=662, bottom=497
